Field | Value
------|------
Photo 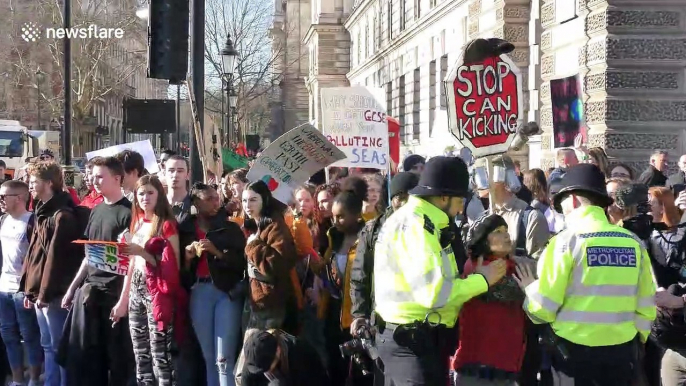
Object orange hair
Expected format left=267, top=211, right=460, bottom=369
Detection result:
left=649, top=187, right=681, bottom=228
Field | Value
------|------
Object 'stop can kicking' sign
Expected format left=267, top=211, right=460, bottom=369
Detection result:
left=444, top=38, right=524, bottom=158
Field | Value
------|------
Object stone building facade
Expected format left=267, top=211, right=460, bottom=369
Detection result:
left=343, top=0, right=686, bottom=173
left=269, top=0, right=311, bottom=138
left=304, top=0, right=353, bottom=129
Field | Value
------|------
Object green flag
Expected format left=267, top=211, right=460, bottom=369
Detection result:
left=222, top=148, right=249, bottom=170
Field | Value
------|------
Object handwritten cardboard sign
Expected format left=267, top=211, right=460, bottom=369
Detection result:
left=445, top=48, right=523, bottom=158
left=74, top=240, right=130, bottom=276
left=247, top=122, right=346, bottom=204
left=320, top=87, right=389, bottom=169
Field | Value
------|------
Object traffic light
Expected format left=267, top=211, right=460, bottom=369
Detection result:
left=147, top=0, right=189, bottom=84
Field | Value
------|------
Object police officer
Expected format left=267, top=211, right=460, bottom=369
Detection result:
left=373, top=156, right=507, bottom=386
left=514, top=164, right=656, bottom=386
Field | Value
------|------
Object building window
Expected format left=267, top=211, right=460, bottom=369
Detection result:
left=399, top=0, right=406, bottom=31
left=430, top=0, right=436, bottom=9
left=373, top=15, right=378, bottom=51
left=429, top=60, right=436, bottom=136
left=388, top=0, right=393, bottom=40
left=412, top=68, right=420, bottom=142
left=377, top=3, right=382, bottom=48
left=399, top=75, right=406, bottom=143
left=357, top=32, right=362, bottom=65
left=414, top=0, right=420, bottom=20
left=367, top=22, right=371, bottom=57
left=439, top=54, right=448, bottom=110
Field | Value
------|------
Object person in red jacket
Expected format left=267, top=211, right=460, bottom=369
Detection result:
left=451, top=213, right=532, bottom=386
left=79, top=157, right=103, bottom=209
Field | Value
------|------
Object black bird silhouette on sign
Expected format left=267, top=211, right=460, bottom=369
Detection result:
left=462, top=38, right=515, bottom=64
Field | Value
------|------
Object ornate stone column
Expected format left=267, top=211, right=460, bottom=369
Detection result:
left=304, top=6, right=351, bottom=130
left=540, top=0, right=686, bottom=173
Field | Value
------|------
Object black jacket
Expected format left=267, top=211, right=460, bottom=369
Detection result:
left=241, top=333, right=330, bottom=386
left=667, top=171, right=686, bottom=188
left=189, top=208, right=247, bottom=295
left=350, top=208, right=393, bottom=319
left=638, top=165, right=667, bottom=187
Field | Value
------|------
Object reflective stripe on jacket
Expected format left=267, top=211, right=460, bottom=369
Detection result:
left=524, top=206, right=656, bottom=346
left=373, top=196, right=488, bottom=327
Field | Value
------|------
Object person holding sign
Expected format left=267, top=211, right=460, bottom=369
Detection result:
left=60, top=156, right=135, bottom=386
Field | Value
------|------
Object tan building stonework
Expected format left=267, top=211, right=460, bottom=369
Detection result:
left=538, top=0, right=686, bottom=173
left=269, top=0, right=311, bottom=138
left=304, top=0, right=353, bottom=129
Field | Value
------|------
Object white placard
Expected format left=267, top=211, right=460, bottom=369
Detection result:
left=320, top=87, right=389, bottom=169
left=85, top=140, right=160, bottom=174
left=247, top=122, right=346, bottom=204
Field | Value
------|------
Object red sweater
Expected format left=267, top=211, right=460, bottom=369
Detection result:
left=450, top=257, right=526, bottom=374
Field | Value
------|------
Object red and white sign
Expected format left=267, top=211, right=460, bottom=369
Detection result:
left=445, top=54, right=523, bottom=158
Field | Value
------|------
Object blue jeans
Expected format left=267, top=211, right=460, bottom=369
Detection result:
left=0, top=292, right=42, bottom=370
left=190, top=282, right=244, bottom=386
left=35, top=300, right=69, bottom=386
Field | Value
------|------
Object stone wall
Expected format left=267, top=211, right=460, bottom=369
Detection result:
left=539, top=0, right=686, bottom=174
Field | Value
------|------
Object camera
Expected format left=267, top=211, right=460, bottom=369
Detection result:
left=339, top=326, right=379, bottom=376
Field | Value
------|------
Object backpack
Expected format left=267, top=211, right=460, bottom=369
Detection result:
left=657, top=227, right=686, bottom=274
left=49, top=205, right=91, bottom=239
left=515, top=206, right=534, bottom=257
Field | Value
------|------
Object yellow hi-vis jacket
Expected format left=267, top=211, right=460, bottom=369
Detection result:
left=373, top=196, right=488, bottom=327
left=524, top=206, right=656, bottom=346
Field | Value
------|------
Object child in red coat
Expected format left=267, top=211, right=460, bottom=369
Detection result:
left=451, top=213, right=533, bottom=386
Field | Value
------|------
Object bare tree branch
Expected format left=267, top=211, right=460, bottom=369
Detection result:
left=203, top=0, right=303, bottom=140
left=0, top=0, right=159, bottom=127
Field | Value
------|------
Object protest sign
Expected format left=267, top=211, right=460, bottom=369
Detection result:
left=320, top=87, right=389, bottom=169
left=86, top=139, right=160, bottom=174
left=74, top=240, right=130, bottom=276
left=247, top=122, right=346, bottom=204
left=445, top=39, right=523, bottom=158
left=551, top=74, right=587, bottom=148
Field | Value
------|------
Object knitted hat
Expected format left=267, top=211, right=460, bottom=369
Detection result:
left=403, top=154, right=425, bottom=172
left=390, top=172, right=419, bottom=199
left=243, top=331, right=278, bottom=374
left=466, top=213, right=508, bottom=258
left=409, top=156, right=470, bottom=197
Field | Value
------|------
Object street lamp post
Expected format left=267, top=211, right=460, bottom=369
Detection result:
left=63, top=0, right=74, bottom=185
left=229, top=87, right=237, bottom=144
left=221, top=33, right=238, bottom=147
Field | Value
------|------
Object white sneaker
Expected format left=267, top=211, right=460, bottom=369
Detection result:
left=27, top=380, right=40, bottom=386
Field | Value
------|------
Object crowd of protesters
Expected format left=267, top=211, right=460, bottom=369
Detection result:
left=0, top=140, right=682, bottom=386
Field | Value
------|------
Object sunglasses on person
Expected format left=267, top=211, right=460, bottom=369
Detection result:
left=0, top=194, right=20, bottom=200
